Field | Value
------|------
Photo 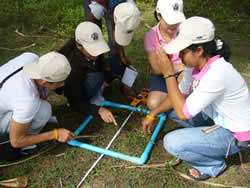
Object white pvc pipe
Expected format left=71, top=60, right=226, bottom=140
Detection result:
left=77, top=111, right=134, bottom=188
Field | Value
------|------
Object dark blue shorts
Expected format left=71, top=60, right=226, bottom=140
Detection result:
left=149, top=74, right=168, bottom=93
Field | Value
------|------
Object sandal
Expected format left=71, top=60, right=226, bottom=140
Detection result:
left=187, top=168, right=211, bottom=181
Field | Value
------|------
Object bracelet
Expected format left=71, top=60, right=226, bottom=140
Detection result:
left=54, top=129, right=59, bottom=140
left=146, top=115, right=156, bottom=120
left=163, top=74, right=176, bottom=79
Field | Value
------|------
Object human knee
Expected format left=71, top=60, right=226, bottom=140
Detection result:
left=163, top=131, right=186, bottom=156
left=147, top=97, right=161, bottom=110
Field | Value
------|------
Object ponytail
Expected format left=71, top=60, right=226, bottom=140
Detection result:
left=214, top=37, right=231, bottom=61
left=187, top=36, right=231, bottom=61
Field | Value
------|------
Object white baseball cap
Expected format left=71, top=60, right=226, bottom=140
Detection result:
left=75, top=22, right=110, bottom=56
left=164, top=16, right=215, bottom=54
left=23, top=52, right=71, bottom=82
left=114, top=2, right=141, bottom=46
left=156, top=0, right=185, bottom=25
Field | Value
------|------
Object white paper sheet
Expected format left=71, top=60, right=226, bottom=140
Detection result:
left=121, top=66, right=138, bottom=87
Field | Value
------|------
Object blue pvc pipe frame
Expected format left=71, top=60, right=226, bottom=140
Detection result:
left=67, top=101, right=167, bottom=165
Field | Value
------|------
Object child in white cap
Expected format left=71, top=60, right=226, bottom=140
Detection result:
left=83, top=0, right=141, bottom=98
left=0, top=52, right=75, bottom=161
left=156, top=16, right=250, bottom=180
left=57, top=22, right=117, bottom=126
left=142, top=0, right=187, bottom=133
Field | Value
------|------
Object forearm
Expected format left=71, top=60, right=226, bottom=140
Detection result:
left=155, top=49, right=186, bottom=119
left=116, top=45, right=130, bottom=66
left=147, top=51, right=162, bottom=74
left=148, top=59, right=161, bottom=74
left=11, top=131, right=55, bottom=148
left=166, top=77, right=186, bottom=119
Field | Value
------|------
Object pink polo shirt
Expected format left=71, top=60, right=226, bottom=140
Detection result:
left=144, top=23, right=182, bottom=65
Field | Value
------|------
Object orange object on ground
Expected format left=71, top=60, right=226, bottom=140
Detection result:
left=130, top=88, right=149, bottom=107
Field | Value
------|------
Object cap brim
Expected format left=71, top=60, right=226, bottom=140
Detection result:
left=164, top=37, right=191, bottom=54
left=83, top=39, right=110, bottom=57
left=115, top=25, right=134, bottom=46
left=161, top=12, right=185, bottom=25
left=23, top=61, right=42, bottom=79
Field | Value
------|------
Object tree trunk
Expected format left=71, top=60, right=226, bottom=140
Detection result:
left=17, top=0, right=24, bottom=30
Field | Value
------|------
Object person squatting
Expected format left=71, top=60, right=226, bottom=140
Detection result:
left=0, top=0, right=249, bottom=182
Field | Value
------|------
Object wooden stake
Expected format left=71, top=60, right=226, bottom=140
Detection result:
left=0, top=177, right=28, bottom=188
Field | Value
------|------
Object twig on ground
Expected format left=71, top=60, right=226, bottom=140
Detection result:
left=0, top=177, right=28, bottom=187
left=0, top=142, right=57, bottom=168
left=73, top=135, right=99, bottom=139
left=15, top=29, right=25, bottom=37
left=238, top=151, right=248, bottom=174
left=0, top=43, right=35, bottom=51
left=112, top=164, right=247, bottom=188
left=242, top=73, right=250, bottom=78
left=112, top=163, right=166, bottom=169
left=55, top=153, right=65, bottom=158
left=177, top=171, right=247, bottom=188
left=15, top=29, right=55, bottom=39
left=59, top=178, right=63, bottom=188
left=0, top=140, right=10, bottom=145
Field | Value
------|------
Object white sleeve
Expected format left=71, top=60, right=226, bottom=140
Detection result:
left=11, top=77, right=41, bottom=124
left=185, top=77, right=224, bottom=117
left=12, top=97, right=41, bottom=124
left=178, top=68, right=193, bottom=96
left=89, top=1, right=105, bottom=20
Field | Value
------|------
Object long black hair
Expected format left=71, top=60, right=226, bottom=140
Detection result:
left=154, top=10, right=160, bottom=22
left=57, top=38, right=77, bottom=57
left=187, top=36, right=231, bottom=61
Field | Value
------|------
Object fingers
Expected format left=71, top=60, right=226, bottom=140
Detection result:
left=103, top=114, right=117, bottom=125
left=147, top=126, right=152, bottom=134
left=110, top=115, right=118, bottom=126
left=142, top=118, right=153, bottom=135
left=69, top=131, right=76, bottom=140
left=142, top=118, right=149, bottom=134
left=99, top=108, right=117, bottom=125
left=57, top=129, right=75, bottom=143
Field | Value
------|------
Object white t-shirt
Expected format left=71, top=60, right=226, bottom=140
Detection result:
left=0, top=53, right=42, bottom=125
left=89, top=0, right=135, bottom=20
left=181, top=56, right=250, bottom=133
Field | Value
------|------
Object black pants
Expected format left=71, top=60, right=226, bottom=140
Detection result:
left=0, top=134, right=21, bottom=161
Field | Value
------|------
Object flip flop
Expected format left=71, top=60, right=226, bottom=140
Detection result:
left=187, top=168, right=211, bottom=181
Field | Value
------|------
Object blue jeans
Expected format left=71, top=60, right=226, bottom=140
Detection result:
left=164, top=110, right=242, bottom=177
left=82, top=72, right=104, bottom=100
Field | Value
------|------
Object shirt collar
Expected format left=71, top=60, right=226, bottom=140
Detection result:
left=192, top=55, right=221, bottom=80
left=156, top=22, right=165, bottom=44
left=156, top=22, right=178, bottom=45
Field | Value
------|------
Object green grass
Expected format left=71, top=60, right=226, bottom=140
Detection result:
left=0, top=0, right=250, bottom=187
